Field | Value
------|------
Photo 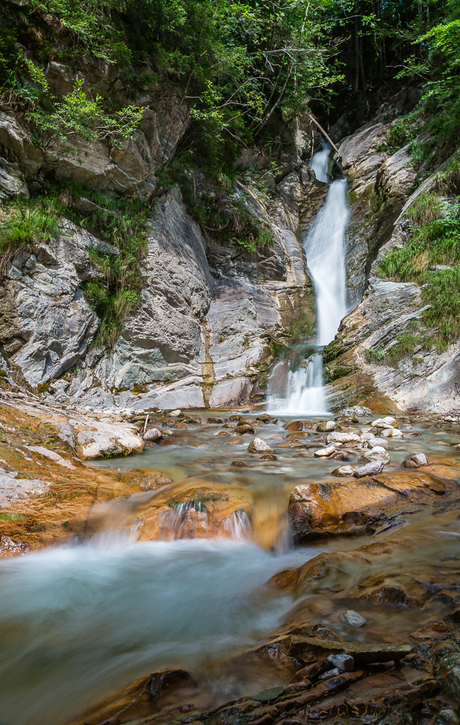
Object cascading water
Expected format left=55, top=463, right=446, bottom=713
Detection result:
left=268, top=145, right=349, bottom=415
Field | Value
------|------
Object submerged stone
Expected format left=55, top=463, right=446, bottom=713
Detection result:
left=339, top=610, right=367, bottom=628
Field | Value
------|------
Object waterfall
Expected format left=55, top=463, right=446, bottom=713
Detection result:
left=268, top=146, right=349, bottom=415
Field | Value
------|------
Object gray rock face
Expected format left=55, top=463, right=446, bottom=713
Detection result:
left=3, top=221, right=101, bottom=386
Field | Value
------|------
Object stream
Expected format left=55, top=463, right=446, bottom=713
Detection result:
left=0, top=410, right=460, bottom=724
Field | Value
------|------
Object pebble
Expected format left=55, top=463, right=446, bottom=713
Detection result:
left=143, top=428, right=162, bottom=441
left=318, top=667, right=341, bottom=680
left=373, top=416, right=398, bottom=428
left=358, top=446, right=391, bottom=465
left=339, top=610, right=367, bottom=628
left=353, top=460, right=385, bottom=478
left=235, top=423, right=255, bottom=435
left=247, top=437, right=274, bottom=453
left=327, top=431, right=361, bottom=444
left=231, top=461, right=247, bottom=467
left=169, top=409, right=182, bottom=417
left=317, top=420, right=337, bottom=432
left=381, top=427, right=403, bottom=438
left=403, top=452, right=429, bottom=468
left=327, top=653, right=354, bottom=672
left=332, top=465, right=357, bottom=477
left=314, top=444, right=338, bottom=457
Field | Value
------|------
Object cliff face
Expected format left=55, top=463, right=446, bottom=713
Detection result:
left=325, top=93, right=460, bottom=413
left=0, top=60, right=324, bottom=410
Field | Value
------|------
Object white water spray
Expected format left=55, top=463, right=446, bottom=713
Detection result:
left=268, top=146, right=349, bottom=415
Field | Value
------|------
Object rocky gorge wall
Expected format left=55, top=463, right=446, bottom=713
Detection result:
left=0, top=60, right=327, bottom=411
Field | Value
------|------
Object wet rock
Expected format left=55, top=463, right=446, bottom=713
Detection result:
left=256, top=414, right=273, bottom=423
left=328, top=653, right=354, bottom=672
left=358, top=446, right=391, bottom=465
left=231, top=461, right=247, bottom=467
left=260, top=454, right=277, bottom=461
left=327, top=431, right=361, bottom=444
left=382, top=427, right=403, bottom=438
left=353, top=460, right=385, bottom=478
left=317, top=421, right=337, bottom=432
left=403, top=452, right=429, bottom=469
left=143, top=428, right=162, bottom=441
left=170, top=409, right=182, bottom=417
left=339, top=610, right=367, bottom=628
left=247, top=437, right=274, bottom=453
left=438, top=709, right=459, bottom=725
left=225, top=437, right=244, bottom=445
left=208, top=417, right=224, bottom=424
left=235, top=423, right=255, bottom=435
left=318, top=666, right=341, bottom=680
left=373, top=417, right=398, bottom=428
left=314, top=444, right=338, bottom=458
left=332, top=465, right=357, bottom=477
left=285, top=421, right=304, bottom=431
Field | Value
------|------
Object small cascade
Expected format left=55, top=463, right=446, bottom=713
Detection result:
left=268, top=144, right=349, bottom=415
left=160, top=500, right=209, bottom=540
left=223, top=509, right=251, bottom=540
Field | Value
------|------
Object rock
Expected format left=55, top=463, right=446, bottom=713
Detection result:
left=260, top=454, right=277, bottom=461
left=358, top=446, right=391, bottom=465
left=170, top=409, right=183, bottom=417
left=236, top=423, right=255, bottom=435
left=231, top=461, right=247, bottom=467
left=25, top=446, right=75, bottom=470
left=75, top=421, right=144, bottom=460
left=318, top=667, right=341, bottom=680
left=327, top=653, right=354, bottom=672
left=256, top=413, right=273, bottom=423
left=285, top=421, right=304, bottom=431
left=208, top=417, right=224, bottom=424
left=247, top=437, right=274, bottom=453
left=339, top=610, right=367, bottom=628
left=373, top=417, right=398, bottom=428
left=143, top=428, right=162, bottom=441
left=327, top=431, right=361, bottom=444
left=57, top=422, right=76, bottom=449
left=353, top=461, right=385, bottom=478
left=332, top=465, right=357, bottom=477
left=314, top=445, right=338, bottom=457
left=339, top=405, right=372, bottom=417
left=381, top=427, right=403, bottom=438
left=403, top=452, right=429, bottom=469
left=0, top=472, right=49, bottom=506
left=438, top=710, right=459, bottom=725
left=317, top=421, right=337, bottom=432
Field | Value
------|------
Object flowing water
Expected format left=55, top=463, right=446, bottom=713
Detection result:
left=0, top=536, right=315, bottom=725
left=268, top=146, right=349, bottom=415
left=1, top=410, right=460, bottom=724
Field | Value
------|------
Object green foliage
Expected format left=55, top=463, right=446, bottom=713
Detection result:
left=61, top=186, right=150, bottom=347
left=365, top=324, right=422, bottom=367
left=30, top=80, right=143, bottom=150
left=387, top=111, right=421, bottom=152
left=378, top=193, right=460, bottom=350
left=0, top=201, right=60, bottom=253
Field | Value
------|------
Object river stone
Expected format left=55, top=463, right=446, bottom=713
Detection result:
left=317, top=420, right=337, bottom=432
left=314, top=444, right=338, bottom=457
left=247, top=437, right=274, bottom=453
left=318, top=667, right=341, bottom=680
left=373, top=417, right=398, bottom=428
left=339, top=610, right=367, bottom=628
left=256, top=413, right=273, bottom=423
left=285, top=421, right=304, bottom=431
left=403, top=452, right=429, bottom=469
left=332, top=465, right=357, bottom=477
left=358, top=446, right=391, bottom=465
left=236, top=423, right=255, bottom=435
left=143, top=428, right=162, bottom=441
left=327, top=653, right=354, bottom=672
left=327, top=431, right=361, bottom=444
left=381, top=427, right=403, bottom=438
left=353, top=460, right=385, bottom=478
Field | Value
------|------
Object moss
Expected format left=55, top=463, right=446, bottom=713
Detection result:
left=285, top=310, right=316, bottom=345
